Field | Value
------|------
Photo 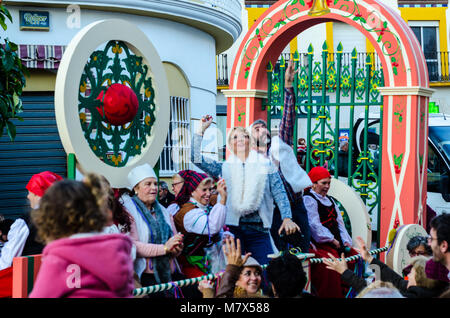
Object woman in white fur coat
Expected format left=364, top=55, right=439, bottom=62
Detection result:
left=191, top=120, right=299, bottom=266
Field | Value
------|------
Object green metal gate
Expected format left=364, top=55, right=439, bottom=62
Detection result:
left=265, top=42, right=384, bottom=227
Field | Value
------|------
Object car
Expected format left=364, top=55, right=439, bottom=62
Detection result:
left=351, top=112, right=450, bottom=216
left=427, top=113, right=450, bottom=215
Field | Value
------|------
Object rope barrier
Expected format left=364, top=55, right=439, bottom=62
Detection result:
left=308, top=246, right=388, bottom=263
left=132, top=246, right=389, bottom=296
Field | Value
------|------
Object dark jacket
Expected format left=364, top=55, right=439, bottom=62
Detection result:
left=341, top=258, right=448, bottom=298
left=159, top=191, right=175, bottom=208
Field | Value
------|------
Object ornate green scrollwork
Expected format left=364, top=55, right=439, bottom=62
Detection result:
left=78, top=40, right=156, bottom=167
left=309, top=105, right=335, bottom=167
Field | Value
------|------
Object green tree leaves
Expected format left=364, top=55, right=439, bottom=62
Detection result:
left=0, top=4, right=28, bottom=141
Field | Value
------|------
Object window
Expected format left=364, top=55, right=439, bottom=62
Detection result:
left=216, top=105, right=227, bottom=161
left=159, top=96, right=190, bottom=176
left=428, top=126, right=450, bottom=202
left=410, top=22, right=439, bottom=81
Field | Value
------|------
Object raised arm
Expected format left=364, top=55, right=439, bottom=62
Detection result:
left=191, top=115, right=223, bottom=178
left=279, top=61, right=297, bottom=147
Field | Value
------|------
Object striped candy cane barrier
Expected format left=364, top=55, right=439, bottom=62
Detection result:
left=308, top=246, right=389, bottom=264
left=132, top=246, right=389, bottom=296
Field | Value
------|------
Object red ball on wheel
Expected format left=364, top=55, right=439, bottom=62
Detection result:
left=96, top=83, right=139, bottom=126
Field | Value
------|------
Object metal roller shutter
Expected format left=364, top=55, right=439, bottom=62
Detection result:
left=0, top=94, right=67, bottom=219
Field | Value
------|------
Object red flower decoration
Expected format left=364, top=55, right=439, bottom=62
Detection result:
left=394, top=219, right=400, bottom=229
left=394, top=164, right=401, bottom=174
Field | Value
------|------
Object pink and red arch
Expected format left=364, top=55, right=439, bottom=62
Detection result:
left=225, top=0, right=432, bottom=251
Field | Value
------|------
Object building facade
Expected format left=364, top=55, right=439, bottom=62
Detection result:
left=0, top=0, right=242, bottom=217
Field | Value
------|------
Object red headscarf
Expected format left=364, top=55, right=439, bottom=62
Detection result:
left=174, top=170, right=209, bottom=206
left=308, top=166, right=331, bottom=183
left=26, top=171, right=63, bottom=197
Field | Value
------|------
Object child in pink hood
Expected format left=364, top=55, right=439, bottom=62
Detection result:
left=29, top=173, right=134, bottom=298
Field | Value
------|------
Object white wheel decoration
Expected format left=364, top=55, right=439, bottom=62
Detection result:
left=55, top=19, right=170, bottom=188
left=328, top=178, right=372, bottom=247
left=386, top=224, right=427, bottom=275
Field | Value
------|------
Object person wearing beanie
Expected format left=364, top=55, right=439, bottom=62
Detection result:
left=191, top=120, right=299, bottom=268
left=0, top=171, right=63, bottom=271
left=0, top=171, right=62, bottom=297
left=120, top=164, right=184, bottom=295
left=249, top=61, right=312, bottom=254
left=173, top=170, right=228, bottom=278
left=323, top=236, right=448, bottom=298
left=26, top=171, right=63, bottom=209
left=303, top=165, right=359, bottom=297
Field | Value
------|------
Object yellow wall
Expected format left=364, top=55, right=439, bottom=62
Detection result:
left=247, top=8, right=268, bottom=28
left=326, top=22, right=334, bottom=53
left=399, top=7, right=448, bottom=52
left=23, top=70, right=56, bottom=92
left=246, top=7, right=298, bottom=54
left=163, top=62, right=189, bottom=98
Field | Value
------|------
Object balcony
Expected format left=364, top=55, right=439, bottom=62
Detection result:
left=216, top=53, right=229, bottom=87
left=426, top=51, right=450, bottom=83
left=215, top=51, right=384, bottom=89
left=3, top=0, right=243, bottom=53
left=277, top=51, right=448, bottom=84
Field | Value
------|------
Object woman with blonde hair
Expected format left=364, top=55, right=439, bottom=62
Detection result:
left=29, top=173, right=134, bottom=298
left=191, top=119, right=298, bottom=267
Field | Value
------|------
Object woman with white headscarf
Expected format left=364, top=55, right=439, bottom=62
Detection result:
left=121, top=164, right=184, bottom=291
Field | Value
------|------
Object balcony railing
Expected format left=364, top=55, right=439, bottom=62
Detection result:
left=280, top=51, right=450, bottom=83
left=216, top=53, right=229, bottom=87
left=280, top=52, right=383, bottom=72
left=215, top=50, right=450, bottom=89
left=425, top=51, right=450, bottom=82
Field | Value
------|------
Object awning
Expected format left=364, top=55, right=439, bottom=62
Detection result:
left=18, top=44, right=66, bottom=70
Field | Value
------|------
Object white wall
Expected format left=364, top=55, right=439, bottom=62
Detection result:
left=5, top=7, right=218, bottom=95
left=297, top=23, right=327, bottom=59
left=333, top=21, right=367, bottom=53
left=430, top=87, right=450, bottom=114
left=5, top=6, right=220, bottom=162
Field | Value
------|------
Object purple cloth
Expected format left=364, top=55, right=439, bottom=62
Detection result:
left=425, top=259, right=450, bottom=283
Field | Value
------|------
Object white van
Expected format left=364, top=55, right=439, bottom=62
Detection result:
left=352, top=112, right=450, bottom=216
left=427, top=113, right=450, bottom=214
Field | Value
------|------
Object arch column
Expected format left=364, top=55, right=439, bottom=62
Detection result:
left=377, top=86, right=434, bottom=251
